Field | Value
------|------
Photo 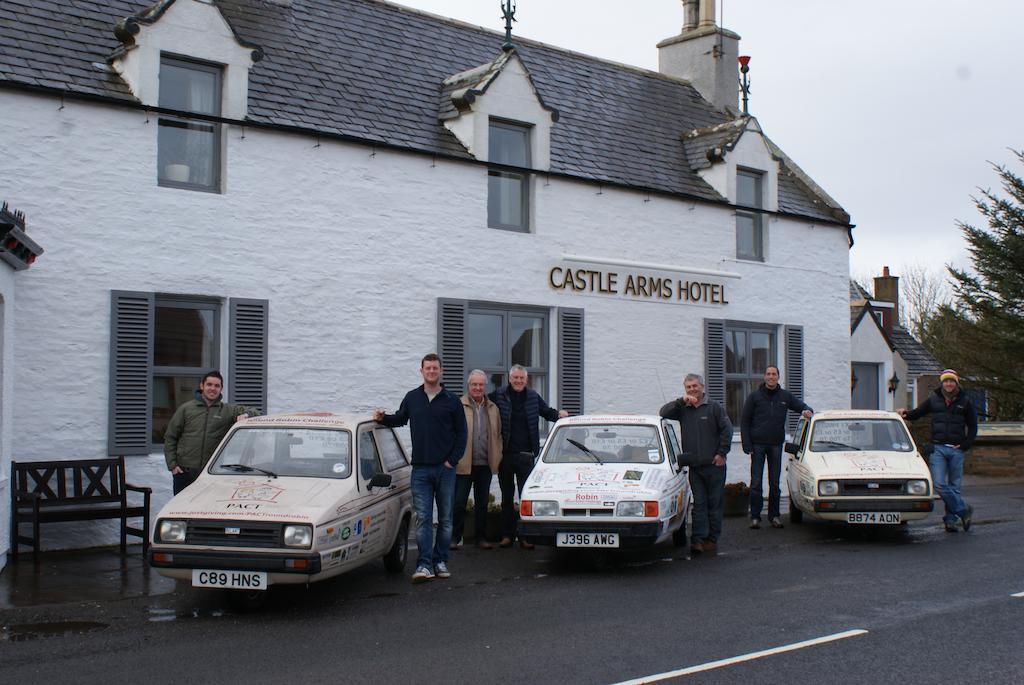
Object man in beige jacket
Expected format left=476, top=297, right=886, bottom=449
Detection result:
left=452, top=369, right=503, bottom=549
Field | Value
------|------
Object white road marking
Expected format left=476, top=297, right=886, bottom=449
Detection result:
left=1012, top=591, right=1024, bottom=598
left=610, top=629, right=869, bottom=684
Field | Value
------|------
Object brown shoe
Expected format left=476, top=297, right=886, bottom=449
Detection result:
left=519, top=540, right=535, bottom=550
left=703, top=540, right=717, bottom=551
left=476, top=540, right=494, bottom=550
left=499, top=537, right=513, bottom=548
left=690, top=541, right=704, bottom=554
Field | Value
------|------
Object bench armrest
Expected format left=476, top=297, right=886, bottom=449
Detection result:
left=125, top=483, right=153, bottom=495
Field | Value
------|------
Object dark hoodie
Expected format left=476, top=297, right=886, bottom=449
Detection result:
left=740, top=384, right=812, bottom=452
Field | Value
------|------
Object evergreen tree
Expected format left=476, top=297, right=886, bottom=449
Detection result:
left=925, top=150, right=1024, bottom=419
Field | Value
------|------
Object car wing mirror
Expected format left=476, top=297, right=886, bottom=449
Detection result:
left=368, top=473, right=392, bottom=489
left=784, top=443, right=799, bottom=456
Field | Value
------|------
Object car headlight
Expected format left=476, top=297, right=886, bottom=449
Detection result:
left=159, top=520, right=187, bottom=543
left=615, top=501, right=659, bottom=517
left=818, top=480, right=839, bottom=496
left=527, top=501, right=559, bottom=517
left=284, top=524, right=313, bottom=548
left=906, top=480, right=929, bottom=495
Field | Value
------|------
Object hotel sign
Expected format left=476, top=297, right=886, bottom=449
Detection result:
left=548, top=257, right=736, bottom=306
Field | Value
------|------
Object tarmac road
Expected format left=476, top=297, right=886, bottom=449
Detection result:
left=1, top=480, right=1021, bottom=684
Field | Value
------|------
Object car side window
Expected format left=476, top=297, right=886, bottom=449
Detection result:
left=374, top=427, right=409, bottom=472
left=795, top=418, right=809, bottom=451
left=663, top=422, right=683, bottom=473
left=357, top=424, right=384, bottom=483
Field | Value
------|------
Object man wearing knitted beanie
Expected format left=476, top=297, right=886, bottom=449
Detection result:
left=899, top=370, right=978, bottom=532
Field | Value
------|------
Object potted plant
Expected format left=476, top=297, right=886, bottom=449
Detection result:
left=723, top=482, right=750, bottom=517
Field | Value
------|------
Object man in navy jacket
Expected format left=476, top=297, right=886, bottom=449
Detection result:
left=899, top=369, right=978, bottom=532
left=740, top=366, right=813, bottom=529
left=376, top=353, right=467, bottom=582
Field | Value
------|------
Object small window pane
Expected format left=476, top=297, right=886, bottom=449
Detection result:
left=725, top=330, right=747, bottom=374
left=489, top=124, right=529, bottom=166
left=488, top=171, right=526, bottom=229
left=374, top=428, right=408, bottom=471
left=468, top=313, right=504, bottom=368
left=751, top=332, right=773, bottom=374
left=726, top=380, right=747, bottom=426
left=488, top=373, right=505, bottom=393
left=159, top=61, right=219, bottom=115
left=737, top=171, right=762, bottom=208
left=152, top=375, right=202, bottom=443
left=510, top=315, right=544, bottom=368
left=158, top=119, right=218, bottom=187
left=736, top=212, right=763, bottom=261
left=154, top=306, right=215, bottom=367
left=358, top=426, right=383, bottom=481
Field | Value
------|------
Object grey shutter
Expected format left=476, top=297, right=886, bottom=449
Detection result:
left=704, top=318, right=726, bottom=406
left=229, top=298, right=269, bottom=412
left=785, top=325, right=805, bottom=434
left=108, top=291, right=154, bottom=455
left=558, top=307, right=584, bottom=415
left=437, top=298, right=467, bottom=395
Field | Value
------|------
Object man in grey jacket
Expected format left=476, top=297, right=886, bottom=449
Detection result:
left=660, top=373, right=733, bottom=554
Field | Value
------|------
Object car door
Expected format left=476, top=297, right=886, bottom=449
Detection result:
left=372, top=424, right=413, bottom=538
left=662, top=420, right=690, bottom=526
left=353, top=421, right=394, bottom=560
left=786, top=417, right=811, bottom=508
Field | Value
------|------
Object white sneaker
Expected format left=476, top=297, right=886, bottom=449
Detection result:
left=434, top=561, right=451, bottom=579
left=411, top=566, right=434, bottom=583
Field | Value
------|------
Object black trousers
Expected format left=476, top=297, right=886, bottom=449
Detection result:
left=172, top=469, right=200, bottom=495
left=452, top=465, right=494, bottom=543
left=499, top=451, right=535, bottom=539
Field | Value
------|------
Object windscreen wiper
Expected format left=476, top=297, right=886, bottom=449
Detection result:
left=220, top=463, right=278, bottom=478
left=567, top=439, right=603, bottom=465
left=812, top=440, right=861, bottom=451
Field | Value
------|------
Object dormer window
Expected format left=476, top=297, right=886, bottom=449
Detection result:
left=158, top=55, right=222, bottom=192
left=488, top=119, right=531, bottom=232
left=736, top=168, right=764, bottom=261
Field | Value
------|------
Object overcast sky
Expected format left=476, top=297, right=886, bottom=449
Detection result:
left=392, top=0, right=1023, bottom=281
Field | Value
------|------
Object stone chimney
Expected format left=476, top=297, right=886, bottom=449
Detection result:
left=657, top=0, right=741, bottom=113
left=873, top=266, right=900, bottom=334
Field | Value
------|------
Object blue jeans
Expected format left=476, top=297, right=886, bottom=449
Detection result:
left=411, top=464, right=456, bottom=571
left=749, top=443, right=783, bottom=519
left=452, top=465, right=494, bottom=544
left=689, top=463, right=726, bottom=543
left=929, top=445, right=968, bottom=524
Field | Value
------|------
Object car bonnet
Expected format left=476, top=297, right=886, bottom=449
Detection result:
left=158, top=475, right=350, bottom=524
left=814, top=451, right=931, bottom=479
left=524, top=463, right=670, bottom=505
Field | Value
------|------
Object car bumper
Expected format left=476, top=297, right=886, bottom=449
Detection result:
left=809, top=498, right=933, bottom=521
left=518, top=520, right=662, bottom=548
left=149, top=547, right=322, bottom=584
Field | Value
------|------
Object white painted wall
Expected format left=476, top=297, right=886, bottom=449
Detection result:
left=0, top=89, right=850, bottom=548
left=0, top=265, right=15, bottom=569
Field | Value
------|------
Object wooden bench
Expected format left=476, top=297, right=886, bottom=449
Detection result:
left=10, top=456, right=152, bottom=558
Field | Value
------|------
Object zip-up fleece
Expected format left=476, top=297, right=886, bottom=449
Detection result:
left=379, top=384, right=468, bottom=467
left=659, top=397, right=733, bottom=465
left=906, top=387, right=978, bottom=449
left=164, top=394, right=261, bottom=471
left=740, top=384, right=812, bottom=452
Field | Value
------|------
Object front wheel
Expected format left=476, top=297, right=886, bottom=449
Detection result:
left=788, top=499, right=803, bottom=524
left=672, top=526, right=688, bottom=548
left=383, top=516, right=410, bottom=573
left=225, top=588, right=268, bottom=613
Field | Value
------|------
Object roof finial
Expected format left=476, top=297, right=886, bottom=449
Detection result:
left=501, top=0, right=517, bottom=52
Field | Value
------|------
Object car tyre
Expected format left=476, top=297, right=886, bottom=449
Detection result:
left=225, top=589, right=268, bottom=613
left=789, top=499, right=803, bottom=524
left=672, top=526, right=688, bottom=548
left=383, top=515, right=410, bottom=573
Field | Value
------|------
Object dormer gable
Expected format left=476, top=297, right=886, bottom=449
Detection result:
left=684, top=116, right=779, bottom=211
left=109, top=0, right=263, bottom=120
left=439, top=49, right=558, bottom=171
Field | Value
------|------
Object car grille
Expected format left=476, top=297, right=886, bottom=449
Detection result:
left=561, top=508, right=614, bottom=517
left=186, top=520, right=284, bottom=548
left=839, top=479, right=909, bottom=496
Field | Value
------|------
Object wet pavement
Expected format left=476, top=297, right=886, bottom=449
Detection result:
left=0, top=546, right=175, bottom=610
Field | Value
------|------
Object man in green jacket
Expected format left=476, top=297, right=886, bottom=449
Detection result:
left=164, top=370, right=261, bottom=494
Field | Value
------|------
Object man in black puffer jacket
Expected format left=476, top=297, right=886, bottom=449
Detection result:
left=900, top=369, right=978, bottom=533
left=740, top=366, right=813, bottom=529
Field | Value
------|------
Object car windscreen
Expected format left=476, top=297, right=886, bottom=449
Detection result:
left=544, top=424, right=663, bottom=464
left=809, top=419, right=913, bottom=453
left=209, top=427, right=352, bottom=478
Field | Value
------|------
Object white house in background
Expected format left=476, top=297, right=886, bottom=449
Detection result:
left=850, top=268, right=942, bottom=411
left=0, top=0, right=854, bottom=564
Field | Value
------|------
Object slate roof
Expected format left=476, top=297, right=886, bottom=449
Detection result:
left=849, top=280, right=942, bottom=377
left=0, top=0, right=848, bottom=224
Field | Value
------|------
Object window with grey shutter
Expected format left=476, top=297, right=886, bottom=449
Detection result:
left=229, top=298, right=269, bottom=412
left=785, top=325, right=805, bottom=434
left=109, top=291, right=154, bottom=455
left=558, top=307, right=584, bottom=415
left=437, top=298, right=467, bottom=395
left=704, top=318, right=726, bottom=407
